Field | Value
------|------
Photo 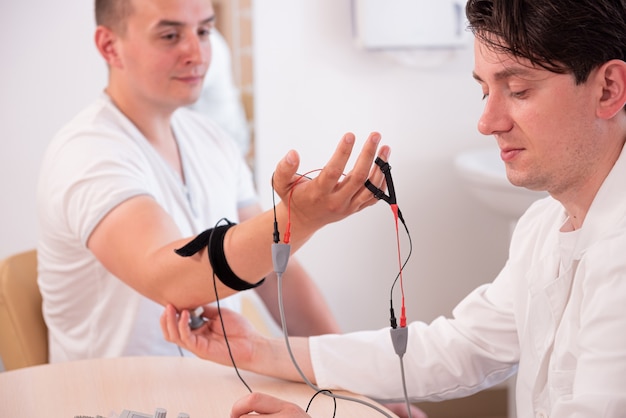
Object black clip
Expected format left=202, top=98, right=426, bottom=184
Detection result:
left=364, top=157, right=397, bottom=205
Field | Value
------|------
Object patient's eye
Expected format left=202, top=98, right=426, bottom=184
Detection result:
left=161, top=32, right=179, bottom=42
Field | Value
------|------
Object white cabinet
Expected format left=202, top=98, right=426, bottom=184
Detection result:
left=353, top=0, right=471, bottom=49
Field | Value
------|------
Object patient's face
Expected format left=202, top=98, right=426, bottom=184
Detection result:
left=113, top=0, right=215, bottom=111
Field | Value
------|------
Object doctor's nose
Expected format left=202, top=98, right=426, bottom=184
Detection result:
left=477, top=95, right=513, bottom=136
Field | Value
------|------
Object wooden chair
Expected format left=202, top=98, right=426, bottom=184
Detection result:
left=0, top=249, right=48, bottom=371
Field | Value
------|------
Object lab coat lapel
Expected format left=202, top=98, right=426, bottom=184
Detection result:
left=525, top=255, right=576, bottom=407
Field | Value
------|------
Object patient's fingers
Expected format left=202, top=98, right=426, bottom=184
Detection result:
left=313, top=133, right=358, bottom=193
left=271, top=149, right=301, bottom=193
left=357, top=145, right=390, bottom=205
left=342, top=132, right=382, bottom=188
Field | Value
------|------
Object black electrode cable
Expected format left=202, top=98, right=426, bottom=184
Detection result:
left=306, top=389, right=337, bottom=415
left=212, top=262, right=254, bottom=394
left=177, top=218, right=254, bottom=393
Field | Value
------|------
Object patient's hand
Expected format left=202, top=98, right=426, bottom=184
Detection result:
left=271, top=132, right=390, bottom=238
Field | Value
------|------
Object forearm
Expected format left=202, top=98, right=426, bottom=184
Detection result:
left=251, top=335, right=317, bottom=384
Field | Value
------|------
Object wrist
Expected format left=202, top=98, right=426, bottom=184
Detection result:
left=274, top=201, right=316, bottom=246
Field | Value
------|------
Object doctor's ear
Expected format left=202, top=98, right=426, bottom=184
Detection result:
left=596, top=59, right=626, bottom=119
left=95, top=25, right=123, bottom=69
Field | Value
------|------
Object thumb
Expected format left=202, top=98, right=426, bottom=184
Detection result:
left=272, top=149, right=300, bottom=193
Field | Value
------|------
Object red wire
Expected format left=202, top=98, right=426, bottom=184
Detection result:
left=283, top=169, right=407, bottom=328
left=391, top=204, right=407, bottom=328
left=285, top=169, right=322, bottom=244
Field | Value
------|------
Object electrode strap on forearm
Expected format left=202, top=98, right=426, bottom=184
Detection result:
left=175, top=220, right=265, bottom=291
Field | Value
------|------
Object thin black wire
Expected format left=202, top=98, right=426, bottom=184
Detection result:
left=208, top=218, right=254, bottom=394
left=176, top=218, right=252, bottom=392
left=174, top=219, right=254, bottom=394
left=305, top=389, right=337, bottom=416
left=212, top=266, right=253, bottom=393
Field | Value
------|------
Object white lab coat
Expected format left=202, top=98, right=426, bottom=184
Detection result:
left=310, top=147, right=626, bottom=417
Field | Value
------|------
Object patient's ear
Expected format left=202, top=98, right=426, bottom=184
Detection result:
left=596, top=59, right=626, bottom=119
left=94, top=25, right=122, bottom=68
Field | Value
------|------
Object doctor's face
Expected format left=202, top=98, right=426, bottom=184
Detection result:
left=471, top=39, right=605, bottom=199
left=111, top=0, right=214, bottom=111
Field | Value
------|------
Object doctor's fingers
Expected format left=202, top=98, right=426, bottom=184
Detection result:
left=231, top=393, right=309, bottom=418
left=160, top=304, right=193, bottom=345
left=160, top=304, right=181, bottom=342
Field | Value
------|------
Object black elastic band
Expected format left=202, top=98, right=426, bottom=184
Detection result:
left=175, top=221, right=265, bottom=291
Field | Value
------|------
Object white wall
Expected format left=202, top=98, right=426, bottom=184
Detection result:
left=0, top=1, right=510, bottom=335
left=0, top=1, right=107, bottom=259
left=253, top=0, right=510, bottom=332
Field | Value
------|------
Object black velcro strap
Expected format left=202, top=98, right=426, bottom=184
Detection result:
left=175, top=221, right=265, bottom=291
left=174, top=228, right=214, bottom=256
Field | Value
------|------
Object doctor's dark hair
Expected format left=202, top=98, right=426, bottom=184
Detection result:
left=465, top=0, right=626, bottom=85
left=95, top=0, right=135, bottom=35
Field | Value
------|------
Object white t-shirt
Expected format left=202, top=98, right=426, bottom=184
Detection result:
left=37, top=94, right=257, bottom=362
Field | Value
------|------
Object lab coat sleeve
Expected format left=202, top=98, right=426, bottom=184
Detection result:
left=309, top=279, right=519, bottom=403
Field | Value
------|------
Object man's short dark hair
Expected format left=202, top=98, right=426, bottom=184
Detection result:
left=466, top=0, right=626, bottom=84
left=95, top=0, right=135, bottom=34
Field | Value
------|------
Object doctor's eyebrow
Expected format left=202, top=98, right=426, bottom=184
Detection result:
left=472, top=67, right=540, bottom=83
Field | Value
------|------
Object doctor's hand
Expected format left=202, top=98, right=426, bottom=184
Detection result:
left=160, top=304, right=260, bottom=367
left=271, top=132, right=390, bottom=240
left=231, top=392, right=310, bottom=418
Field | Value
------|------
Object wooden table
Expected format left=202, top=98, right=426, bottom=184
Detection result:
left=0, top=356, right=394, bottom=417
